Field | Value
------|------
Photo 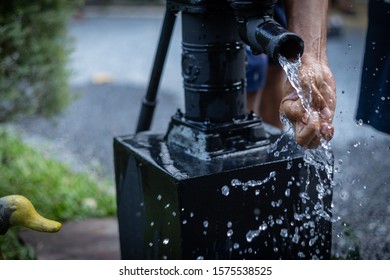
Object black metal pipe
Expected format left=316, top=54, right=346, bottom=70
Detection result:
left=136, top=8, right=177, bottom=133
left=243, top=16, right=304, bottom=61
left=181, top=11, right=247, bottom=123
left=227, top=0, right=304, bottom=62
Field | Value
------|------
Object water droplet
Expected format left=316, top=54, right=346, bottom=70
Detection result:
left=182, top=219, right=187, bottom=224
left=227, top=221, right=233, bottom=228
left=259, top=223, right=268, bottom=231
left=292, top=234, right=300, bottom=244
left=246, top=230, right=259, bottom=242
left=233, top=243, right=240, bottom=249
left=196, top=256, right=204, bottom=260
left=157, top=194, right=162, bottom=200
left=280, top=228, right=288, bottom=238
left=227, top=229, right=234, bottom=237
left=148, top=242, right=153, bottom=247
left=285, top=189, right=291, bottom=197
left=353, top=142, right=360, bottom=148
left=231, top=179, right=242, bottom=187
left=162, top=238, right=170, bottom=245
left=300, top=192, right=310, bottom=200
left=309, top=237, right=317, bottom=246
left=356, top=119, right=363, bottom=126
left=203, top=220, right=209, bottom=228
left=221, top=185, right=230, bottom=196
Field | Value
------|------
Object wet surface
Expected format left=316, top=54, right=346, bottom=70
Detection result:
left=14, top=3, right=390, bottom=259
left=115, top=132, right=332, bottom=259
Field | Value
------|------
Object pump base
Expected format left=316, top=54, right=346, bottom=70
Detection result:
left=114, top=132, right=333, bottom=260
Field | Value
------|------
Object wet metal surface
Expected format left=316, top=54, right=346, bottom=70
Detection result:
left=114, top=132, right=332, bottom=259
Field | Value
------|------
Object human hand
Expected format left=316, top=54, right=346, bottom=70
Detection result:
left=279, top=55, right=336, bottom=148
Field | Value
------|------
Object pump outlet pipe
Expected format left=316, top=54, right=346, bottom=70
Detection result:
left=228, top=0, right=304, bottom=62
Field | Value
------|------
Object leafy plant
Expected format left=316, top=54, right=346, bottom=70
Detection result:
left=0, top=0, right=82, bottom=122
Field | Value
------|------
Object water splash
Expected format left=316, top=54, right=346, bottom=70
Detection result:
left=279, top=56, right=312, bottom=113
left=279, top=54, right=334, bottom=207
left=221, top=171, right=277, bottom=195
left=278, top=55, right=333, bottom=175
left=214, top=56, right=335, bottom=257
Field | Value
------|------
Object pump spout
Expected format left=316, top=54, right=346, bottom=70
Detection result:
left=228, top=0, right=304, bottom=62
left=243, top=16, right=304, bottom=61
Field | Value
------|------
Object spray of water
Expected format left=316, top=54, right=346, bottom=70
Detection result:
left=278, top=55, right=335, bottom=233
left=278, top=55, right=333, bottom=181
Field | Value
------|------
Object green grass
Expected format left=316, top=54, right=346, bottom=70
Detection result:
left=0, top=127, right=116, bottom=259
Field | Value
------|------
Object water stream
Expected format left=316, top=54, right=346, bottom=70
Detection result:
left=278, top=55, right=334, bottom=181
left=215, top=55, right=336, bottom=259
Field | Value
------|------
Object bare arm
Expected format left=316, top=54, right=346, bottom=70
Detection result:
left=284, top=0, right=328, bottom=62
left=280, top=0, right=336, bottom=148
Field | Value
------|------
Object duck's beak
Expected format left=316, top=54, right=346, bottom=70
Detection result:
left=5, top=195, right=62, bottom=233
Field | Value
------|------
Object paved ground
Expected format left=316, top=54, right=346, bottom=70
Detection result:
left=20, top=218, right=120, bottom=260
left=17, top=2, right=390, bottom=259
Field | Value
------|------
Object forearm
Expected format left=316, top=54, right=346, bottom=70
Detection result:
left=283, top=0, right=329, bottom=63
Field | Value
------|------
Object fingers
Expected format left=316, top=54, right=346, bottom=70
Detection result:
left=320, top=122, right=334, bottom=141
left=290, top=109, right=335, bottom=148
left=312, top=81, right=335, bottom=141
left=280, top=92, right=305, bottom=122
left=294, top=112, right=321, bottom=148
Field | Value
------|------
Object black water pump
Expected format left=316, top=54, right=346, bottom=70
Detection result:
left=114, top=0, right=333, bottom=260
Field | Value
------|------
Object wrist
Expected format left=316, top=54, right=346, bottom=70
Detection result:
left=301, top=52, right=328, bottom=65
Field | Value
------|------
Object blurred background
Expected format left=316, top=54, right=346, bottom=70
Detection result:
left=1, top=0, right=389, bottom=259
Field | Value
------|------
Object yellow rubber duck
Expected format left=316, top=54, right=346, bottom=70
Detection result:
left=0, top=195, right=62, bottom=259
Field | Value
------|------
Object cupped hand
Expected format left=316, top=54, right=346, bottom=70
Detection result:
left=279, top=55, right=336, bottom=148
